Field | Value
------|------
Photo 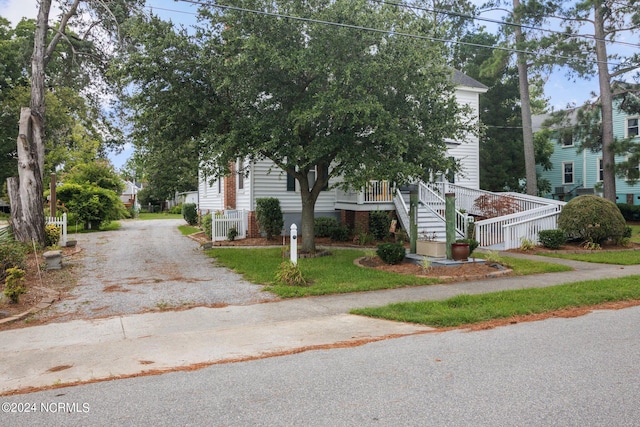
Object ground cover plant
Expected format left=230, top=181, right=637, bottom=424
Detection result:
left=351, top=276, right=640, bottom=327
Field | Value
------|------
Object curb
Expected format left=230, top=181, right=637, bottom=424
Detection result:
left=0, top=287, right=59, bottom=325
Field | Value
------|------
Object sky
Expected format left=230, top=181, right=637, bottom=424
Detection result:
left=1, top=0, right=636, bottom=168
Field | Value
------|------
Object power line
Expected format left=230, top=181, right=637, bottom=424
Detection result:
left=174, top=0, right=625, bottom=67
left=376, top=0, right=640, bottom=50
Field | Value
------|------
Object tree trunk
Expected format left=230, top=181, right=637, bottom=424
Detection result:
left=8, top=0, right=51, bottom=245
left=514, top=0, right=537, bottom=196
left=299, top=186, right=317, bottom=254
left=593, top=1, right=616, bottom=203
left=8, top=108, right=46, bottom=245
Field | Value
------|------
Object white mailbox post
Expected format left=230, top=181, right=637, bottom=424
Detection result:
left=290, top=224, right=298, bottom=265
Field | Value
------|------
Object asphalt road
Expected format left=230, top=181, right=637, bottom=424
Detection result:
left=40, top=219, right=277, bottom=322
left=3, top=305, right=639, bottom=426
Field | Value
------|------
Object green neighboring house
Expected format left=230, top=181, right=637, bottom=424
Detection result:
left=534, top=91, right=640, bottom=204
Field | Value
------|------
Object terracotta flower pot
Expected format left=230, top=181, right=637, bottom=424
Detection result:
left=451, top=242, right=470, bottom=261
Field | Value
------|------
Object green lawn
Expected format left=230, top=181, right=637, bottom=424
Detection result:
left=535, top=249, right=640, bottom=265
left=351, top=276, right=640, bottom=327
left=474, top=253, right=573, bottom=275
left=178, top=225, right=200, bottom=235
left=138, top=212, right=183, bottom=220
left=206, top=247, right=572, bottom=298
left=207, top=248, right=438, bottom=297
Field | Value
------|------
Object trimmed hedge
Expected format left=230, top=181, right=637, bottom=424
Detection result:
left=369, top=211, right=391, bottom=241
left=558, top=195, right=626, bottom=244
left=538, top=229, right=566, bottom=249
left=617, top=203, right=640, bottom=221
left=256, top=198, right=284, bottom=239
left=376, top=242, right=406, bottom=265
left=182, top=203, right=198, bottom=226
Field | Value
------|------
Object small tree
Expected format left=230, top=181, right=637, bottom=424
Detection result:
left=256, top=198, right=284, bottom=240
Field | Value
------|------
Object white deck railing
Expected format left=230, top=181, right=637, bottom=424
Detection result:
left=46, top=213, right=67, bottom=246
left=474, top=205, right=562, bottom=248
left=419, top=182, right=469, bottom=238
left=211, top=209, right=248, bottom=242
left=503, top=211, right=561, bottom=250
left=430, top=182, right=552, bottom=216
left=335, top=180, right=394, bottom=204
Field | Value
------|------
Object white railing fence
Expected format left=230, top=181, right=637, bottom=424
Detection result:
left=503, top=211, right=561, bottom=250
left=211, top=209, right=248, bottom=242
left=46, top=213, right=67, bottom=246
left=419, top=182, right=469, bottom=239
left=335, top=181, right=394, bottom=204
left=430, top=182, right=552, bottom=216
left=474, top=205, right=562, bottom=249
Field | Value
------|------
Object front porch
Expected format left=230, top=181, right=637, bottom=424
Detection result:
left=335, top=180, right=565, bottom=250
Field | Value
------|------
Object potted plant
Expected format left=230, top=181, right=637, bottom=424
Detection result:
left=450, top=241, right=470, bottom=261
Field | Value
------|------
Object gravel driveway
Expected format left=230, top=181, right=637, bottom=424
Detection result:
left=41, top=219, right=277, bottom=322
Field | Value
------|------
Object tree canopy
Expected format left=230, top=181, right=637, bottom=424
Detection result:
left=117, top=0, right=477, bottom=251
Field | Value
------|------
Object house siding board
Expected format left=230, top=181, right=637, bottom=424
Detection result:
left=448, top=88, right=481, bottom=189
left=198, top=173, right=224, bottom=213
left=536, top=98, right=640, bottom=203
left=251, top=159, right=338, bottom=213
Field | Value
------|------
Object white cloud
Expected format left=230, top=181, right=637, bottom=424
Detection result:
left=0, top=0, right=39, bottom=25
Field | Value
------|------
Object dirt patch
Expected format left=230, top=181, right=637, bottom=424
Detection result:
left=0, top=246, right=80, bottom=324
left=357, top=256, right=510, bottom=280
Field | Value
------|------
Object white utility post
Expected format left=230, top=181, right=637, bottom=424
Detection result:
left=290, top=224, right=298, bottom=265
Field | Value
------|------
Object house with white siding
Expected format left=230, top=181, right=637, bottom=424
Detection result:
left=198, top=70, right=565, bottom=249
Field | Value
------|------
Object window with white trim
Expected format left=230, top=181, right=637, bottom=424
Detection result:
left=560, top=129, right=574, bottom=147
left=562, top=162, right=574, bottom=184
left=597, top=158, right=603, bottom=182
left=627, top=117, right=639, bottom=138
left=237, top=159, right=245, bottom=190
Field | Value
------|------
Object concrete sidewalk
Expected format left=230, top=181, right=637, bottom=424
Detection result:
left=2, top=253, right=639, bottom=395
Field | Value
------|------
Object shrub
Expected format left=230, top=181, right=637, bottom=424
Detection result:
left=182, top=203, right=198, bottom=226
left=0, top=241, right=27, bottom=281
left=330, top=225, right=350, bottom=241
left=558, top=195, right=626, bottom=244
left=201, top=213, right=213, bottom=240
left=256, top=198, right=284, bottom=239
left=3, top=267, right=26, bottom=303
left=376, top=242, right=406, bottom=265
left=45, top=224, right=61, bottom=247
left=56, top=183, right=128, bottom=229
left=315, top=217, right=340, bottom=237
left=169, top=204, right=183, bottom=215
left=369, top=211, right=391, bottom=240
left=473, top=194, right=520, bottom=218
left=617, top=203, right=640, bottom=221
left=275, top=261, right=307, bottom=286
left=227, top=227, right=238, bottom=241
left=538, top=229, right=566, bottom=249
left=456, top=238, right=479, bottom=255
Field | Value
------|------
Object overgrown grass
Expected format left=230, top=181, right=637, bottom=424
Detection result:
left=352, top=276, right=640, bottom=327
left=474, top=252, right=573, bottom=275
left=178, top=225, right=200, bottom=236
left=206, top=248, right=437, bottom=298
left=138, top=212, right=183, bottom=220
left=535, top=250, right=640, bottom=265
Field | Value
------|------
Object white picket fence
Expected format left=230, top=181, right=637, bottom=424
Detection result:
left=211, top=210, right=248, bottom=242
left=46, top=213, right=67, bottom=246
